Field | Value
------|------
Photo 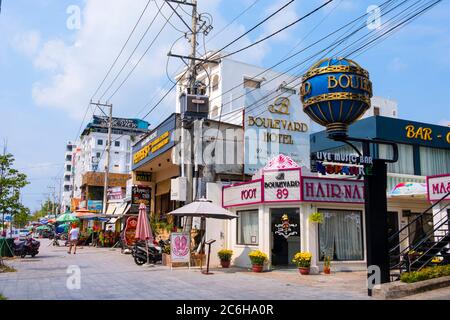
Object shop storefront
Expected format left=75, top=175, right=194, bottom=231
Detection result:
left=131, top=113, right=181, bottom=230
left=221, top=154, right=432, bottom=272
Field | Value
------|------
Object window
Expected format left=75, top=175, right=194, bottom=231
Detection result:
left=210, top=105, right=219, bottom=118
left=420, top=146, right=450, bottom=176
left=66, top=165, right=72, bottom=172
left=379, top=143, right=414, bottom=175
left=114, top=141, right=120, bottom=147
left=212, top=75, right=219, bottom=91
left=243, top=78, right=261, bottom=89
left=237, top=210, right=259, bottom=245
left=97, top=139, right=103, bottom=145
left=374, top=106, right=380, bottom=116
left=64, top=175, right=71, bottom=181
left=65, top=155, right=72, bottom=161
left=96, top=152, right=101, bottom=158
left=318, top=209, right=363, bottom=261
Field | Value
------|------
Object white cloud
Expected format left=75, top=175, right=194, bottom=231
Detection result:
left=262, top=0, right=299, bottom=42
left=12, top=30, right=41, bottom=57
left=388, top=57, right=407, bottom=72
left=438, top=119, right=450, bottom=127
left=28, top=0, right=270, bottom=120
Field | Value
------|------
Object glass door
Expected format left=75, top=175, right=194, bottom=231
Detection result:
left=270, top=208, right=300, bottom=267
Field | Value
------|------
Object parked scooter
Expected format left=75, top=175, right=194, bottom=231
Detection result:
left=132, top=240, right=162, bottom=265
left=13, top=237, right=40, bottom=258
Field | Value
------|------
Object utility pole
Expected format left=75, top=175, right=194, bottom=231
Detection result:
left=0, top=140, right=6, bottom=235
left=90, top=101, right=113, bottom=215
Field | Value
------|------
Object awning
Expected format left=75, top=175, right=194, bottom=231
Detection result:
left=113, top=202, right=130, bottom=216
left=107, top=217, right=119, bottom=224
left=106, top=203, right=117, bottom=215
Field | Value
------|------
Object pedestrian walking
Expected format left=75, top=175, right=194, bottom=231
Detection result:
left=68, top=223, right=80, bottom=254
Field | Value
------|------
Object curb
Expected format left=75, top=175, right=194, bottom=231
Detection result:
left=372, top=276, right=450, bottom=299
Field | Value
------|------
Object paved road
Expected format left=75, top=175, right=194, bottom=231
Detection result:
left=0, top=239, right=373, bottom=300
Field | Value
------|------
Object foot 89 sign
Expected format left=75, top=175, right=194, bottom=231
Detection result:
left=263, top=168, right=301, bottom=202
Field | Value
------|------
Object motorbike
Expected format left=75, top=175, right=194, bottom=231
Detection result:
left=13, top=237, right=40, bottom=258
left=131, top=240, right=162, bottom=265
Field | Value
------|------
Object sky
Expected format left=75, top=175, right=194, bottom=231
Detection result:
left=0, top=0, right=449, bottom=211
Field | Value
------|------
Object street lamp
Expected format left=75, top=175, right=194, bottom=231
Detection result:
left=300, top=58, right=398, bottom=295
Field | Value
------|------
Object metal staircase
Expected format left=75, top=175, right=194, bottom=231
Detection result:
left=389, top=191, right=450, bottom=281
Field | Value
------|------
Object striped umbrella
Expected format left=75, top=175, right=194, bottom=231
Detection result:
left=135, top=203, right=153, bottom=264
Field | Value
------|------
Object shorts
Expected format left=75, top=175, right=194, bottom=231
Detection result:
left=70, top=239, right=78, bottom=245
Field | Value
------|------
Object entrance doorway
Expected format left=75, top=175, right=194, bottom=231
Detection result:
left=270, top=208, right=300, bottom=267
left=387, top=212, right=400, bottom=265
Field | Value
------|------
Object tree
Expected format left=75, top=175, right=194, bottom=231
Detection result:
left=0, top=153, right=29, bottom=232
left=13, top=206, right=31, bottom=228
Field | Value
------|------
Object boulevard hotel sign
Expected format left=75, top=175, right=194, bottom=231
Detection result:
left=222, top=167, right=364, bottom=208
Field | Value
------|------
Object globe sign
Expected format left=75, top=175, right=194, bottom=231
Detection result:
left=300, top=58, right=373, bottom=137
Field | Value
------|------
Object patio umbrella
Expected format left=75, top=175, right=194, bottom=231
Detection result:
left=168, top=198, right=238, bottom=220
left=56, top=213, right=79, bottom=223
left=135, top=203, right=153, bottom=264
left=36, top=225, right=51, bottom=231
left=390, top=182, right=427, bottom=198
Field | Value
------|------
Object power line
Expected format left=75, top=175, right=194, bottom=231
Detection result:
left=220, top=0, right=334, bottom=59
left=104, top=2, right=177, bottom=102
left=91, top=0, right=154, bottom=100
left=98, top=1, right=165, bottom=101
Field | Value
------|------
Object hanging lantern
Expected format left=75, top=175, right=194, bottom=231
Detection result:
left=300, top=58, right=373, bottom=137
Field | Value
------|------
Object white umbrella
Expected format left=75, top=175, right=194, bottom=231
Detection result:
left=168, top=198, right=238, bottom=219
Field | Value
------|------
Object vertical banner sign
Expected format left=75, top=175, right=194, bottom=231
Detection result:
left=244, top=89, right=311, bottom=174
left=170, top=232, right=190, bottom=264
left=263, top=169, right=302, bottom=202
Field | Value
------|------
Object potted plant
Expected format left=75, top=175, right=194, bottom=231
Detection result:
left=308, top=212, right=324, bottom=224
left=323, top=255, right=331, bottom=274
left=162, top=244, right=171, bottom=266
left=248, top=250, right=268, bottom=272
left=292, top=252, right=312, bottom=275
left=218, top=249, right=233, bottom=268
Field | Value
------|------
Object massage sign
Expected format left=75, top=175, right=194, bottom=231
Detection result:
left=311, top=151, right=373, bottom=177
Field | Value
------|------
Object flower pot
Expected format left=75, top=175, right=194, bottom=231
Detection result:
left=252, top=264, right=263, bottom=273
left=220, top=260, right=230, bottom=268
left=298, top=267, right=310, bottom=275
left=323, top=266, right=331, bottom=274
left=162, top=253, right=171, bottom=266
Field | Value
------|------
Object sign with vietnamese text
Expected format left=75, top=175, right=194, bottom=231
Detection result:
left=132, top=186, right=151, bottom=206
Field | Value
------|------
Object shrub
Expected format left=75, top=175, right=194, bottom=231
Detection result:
left=218, top=249, right=233, bottom=261
left=248, top=250, right=268, bottom=266
left=400, top=265, right=450, bottom=283
left=0, top=294, right=6, bottom=300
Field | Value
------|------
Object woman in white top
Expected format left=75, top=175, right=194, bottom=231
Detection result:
left=68, top=224, right=80, bottom=254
